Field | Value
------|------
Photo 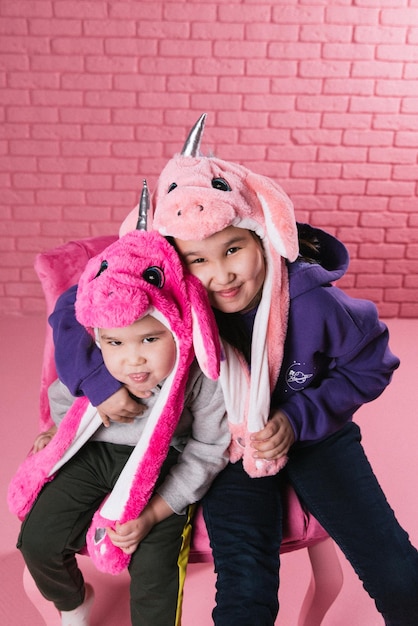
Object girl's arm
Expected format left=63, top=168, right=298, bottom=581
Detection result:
left=274, top=294, right=400, bottom=444
left=49, top=285, right=121, bottom=404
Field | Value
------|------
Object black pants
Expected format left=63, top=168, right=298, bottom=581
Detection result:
left=18, top=442, right=191, bottom=626
left=203, top=423, right=418, bottom=626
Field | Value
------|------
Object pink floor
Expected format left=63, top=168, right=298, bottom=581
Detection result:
left=1, top=313, right=418, bottom=625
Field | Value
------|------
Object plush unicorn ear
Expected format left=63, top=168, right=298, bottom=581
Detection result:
left=184, top=273, right=221, bottom=380
left=246, top=170, right=299, bottom=262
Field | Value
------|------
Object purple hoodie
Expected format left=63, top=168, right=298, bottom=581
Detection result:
left=50, top=284, right=123, bottom=407
left=270, top=225, right=400, bottom=445
left=50, top=226, right=399, bottom=445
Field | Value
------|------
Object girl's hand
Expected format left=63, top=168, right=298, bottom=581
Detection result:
left=31, top=425, right=57, bottom=453
left=107, top=495, right=174, bottom=555
left=250, top=410, right=295, bottom=460
left=96, top=387, right=149, bottom=427
left=107, top=518, right=152, bottom=555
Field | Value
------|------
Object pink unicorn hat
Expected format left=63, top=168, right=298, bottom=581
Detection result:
left=120, top=115, right=299, bottom=478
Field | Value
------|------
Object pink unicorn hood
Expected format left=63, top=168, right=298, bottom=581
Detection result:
left=121, top=114, right=299, bottom=478
left=121, top=114, right=298, bottom=260
left=75, top=229, right=220, bottom=380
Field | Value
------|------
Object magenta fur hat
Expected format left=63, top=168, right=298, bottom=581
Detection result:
left=75, top=228, right=220, bottom=381
left=8, top=227, right=221, bottom=575
left=120, top=114, right=299, bottom=478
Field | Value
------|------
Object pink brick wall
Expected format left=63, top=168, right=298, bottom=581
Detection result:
left=1, top=0, right=417, bottom=317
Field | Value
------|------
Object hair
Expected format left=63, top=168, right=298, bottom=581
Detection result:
left=297, top=223, right=322, bottom=264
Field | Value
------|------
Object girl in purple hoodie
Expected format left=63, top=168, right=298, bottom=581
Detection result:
left=50, top=116, right=418, bottom=625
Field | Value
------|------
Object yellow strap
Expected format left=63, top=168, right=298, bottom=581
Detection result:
left=175, top=504, right=196, bottom=626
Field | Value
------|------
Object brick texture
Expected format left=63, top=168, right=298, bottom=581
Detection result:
left=1, top=0, right=417, bottom=317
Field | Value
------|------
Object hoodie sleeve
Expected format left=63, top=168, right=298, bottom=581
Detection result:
left=48, top=284, right=123, bottom=406
left=157, top=365, right=230, bottom=514
left=48, top=379, right=76, bottom=425
left=274, top=286, right=400, bottom=444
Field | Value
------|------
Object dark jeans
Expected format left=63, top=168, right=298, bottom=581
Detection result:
left=18, top=442, right=189, bottom=626
left=203, top=422, right=418, bottom=626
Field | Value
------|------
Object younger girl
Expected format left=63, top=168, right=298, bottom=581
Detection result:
left=50, top=116, right=418, bottom=625
left=9, top=226, right=229, bottom=626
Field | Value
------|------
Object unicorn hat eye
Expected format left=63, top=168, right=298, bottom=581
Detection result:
left=211, top=177, right=231, bottom=191
left=142, top=266, right=165, bottom=289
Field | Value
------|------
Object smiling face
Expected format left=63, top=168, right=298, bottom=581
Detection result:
left=98, top=315, right=177, bottom=396
left=175, top=226, right=266, bottom=315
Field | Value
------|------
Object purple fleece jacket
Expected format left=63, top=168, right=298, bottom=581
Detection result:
left=269, top=225, right=400, bottom=445
left=49, top=225, right=400, bottom=444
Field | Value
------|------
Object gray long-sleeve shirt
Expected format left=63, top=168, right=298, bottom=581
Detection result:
left=48, top=359, right=230, bottom=515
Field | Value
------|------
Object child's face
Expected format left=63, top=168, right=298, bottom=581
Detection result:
left=175, top=225, right=266, bottom=314
left=98, top=315, right=176, bottom=396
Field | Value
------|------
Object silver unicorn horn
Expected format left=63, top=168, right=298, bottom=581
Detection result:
left=136, top=179, right=150, bottom=230
left=181, top=113, right=207, bottom=157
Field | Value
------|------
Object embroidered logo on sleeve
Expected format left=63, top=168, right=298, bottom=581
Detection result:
left=285, top=362, right=314, bottom=391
